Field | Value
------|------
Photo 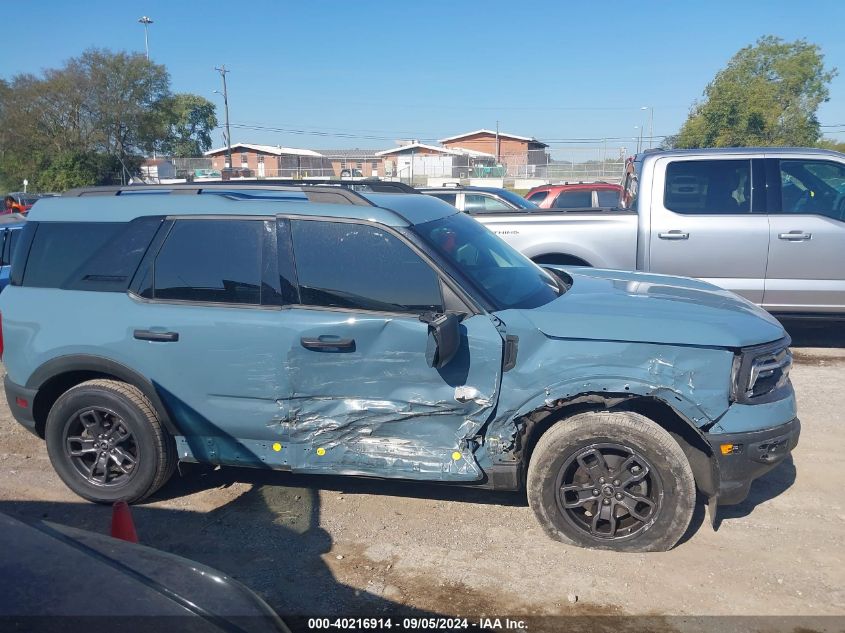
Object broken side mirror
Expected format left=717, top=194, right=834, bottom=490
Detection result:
left=420, top=312, right=461, bottom=369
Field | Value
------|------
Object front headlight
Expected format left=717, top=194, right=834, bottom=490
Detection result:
left=731, top=339, right=793, bottom=403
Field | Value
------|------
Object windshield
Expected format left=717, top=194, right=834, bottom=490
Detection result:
left=413, top=213, right=563, bottom=310
left=490, top=188, right=537, bottom=209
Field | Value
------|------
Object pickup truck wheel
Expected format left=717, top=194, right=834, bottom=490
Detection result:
left=45, top=379, right=176, bottom=504
left=527, top=411, right=695, bottom=552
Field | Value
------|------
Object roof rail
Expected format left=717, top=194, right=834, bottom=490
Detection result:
left=62, top=183, right=376, bottom=207
left=237, top=178, right=417, bottom=194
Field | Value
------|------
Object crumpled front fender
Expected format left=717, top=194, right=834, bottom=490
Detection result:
left=485, top=330, right=736, bottom=451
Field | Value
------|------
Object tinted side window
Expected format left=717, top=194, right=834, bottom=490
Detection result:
left=6, top=229, right=20, bottom=264
left=428, top=193, right=457, bottom=206
left=553, top=190, right=592, bottom=209
left=526, top=191, right=548, bottom=204
left=664, top=159, right=751, bottom=214
left=779, top=159, right=845, bottom=221
left=151, top=219, right=263, bottom=305
left=596, top=189, right=620, bottom=207
left=291, top=220, right=442, bottom=313
left=464, top=194, right=512, bottom=213
left=65, top=217, right=163, bottom=292
left=22, top=222, right=122, bottom=288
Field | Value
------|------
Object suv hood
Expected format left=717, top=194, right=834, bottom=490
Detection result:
left=516, top=267, right=785, bottom=349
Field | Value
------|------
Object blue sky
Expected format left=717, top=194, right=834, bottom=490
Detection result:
left=3, top=0, right=845, bottom=157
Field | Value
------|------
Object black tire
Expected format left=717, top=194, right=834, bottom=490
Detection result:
left=526, top=411, right=695, bottom=552
left=45, top=379, right=176, bottom=504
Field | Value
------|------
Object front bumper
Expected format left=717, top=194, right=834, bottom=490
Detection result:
left=4, top=374, right=40, bottom=436
left=708, top=417, right=800, bottom=505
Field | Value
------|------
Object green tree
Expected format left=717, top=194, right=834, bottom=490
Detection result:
left=0, top=48, right=219, bottom=190
left=75, top=49, right=172, bottom=160
left=34, top=150, right=133, bottom=191
left=160, top=93, right=218, bottom=157
left=673, top=36, right=837, bottom=148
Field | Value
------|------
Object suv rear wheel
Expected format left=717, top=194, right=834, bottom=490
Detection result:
left=45, top=379, right=176, bottom=503
left=526, top=411, right=695, bottom=552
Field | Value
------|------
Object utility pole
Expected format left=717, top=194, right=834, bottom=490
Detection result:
left=215, top=66, right=233, bottom=169
left=138, top=16, right=153, bottom=59
left=495, top=120, right=500, bottom=164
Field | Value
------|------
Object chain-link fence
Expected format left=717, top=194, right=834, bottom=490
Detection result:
left=142, top=145, right=631, bottom=187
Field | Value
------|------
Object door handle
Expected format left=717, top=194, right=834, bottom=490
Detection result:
left=300, top=336, right=356, bottom=352
left=134, top=329, right=179, bottom=342
left=658, top=230, right=689, bottom=240
left=778, top=231, right=812, bottom=241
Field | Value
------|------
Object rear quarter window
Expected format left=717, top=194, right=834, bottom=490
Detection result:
left=19, top=218, right=163, bottom=291
left=22, top=222, right=122, bottom=288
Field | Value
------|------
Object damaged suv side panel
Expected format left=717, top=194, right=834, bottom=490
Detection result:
left=0, top=188, right=800, bottom=552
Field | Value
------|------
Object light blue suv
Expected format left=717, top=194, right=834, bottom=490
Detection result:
left=0, top=184, right=799, bottom=552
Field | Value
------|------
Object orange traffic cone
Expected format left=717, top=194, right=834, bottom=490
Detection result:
left=111, top=501, right=139, bottom=543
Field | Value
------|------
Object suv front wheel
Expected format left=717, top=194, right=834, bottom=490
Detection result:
left=526, top=411, right=696, bottom=552
left=45, top=379, right=176, bottom=503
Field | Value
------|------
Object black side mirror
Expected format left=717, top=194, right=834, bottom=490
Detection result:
left=420, top=312, right=461, bottom=369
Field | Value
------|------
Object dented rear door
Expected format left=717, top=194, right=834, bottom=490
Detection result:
left=272, top=218, right=504, bottom=481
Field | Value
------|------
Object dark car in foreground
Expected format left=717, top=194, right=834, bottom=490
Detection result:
left=0, top=511, right=288, bottom=631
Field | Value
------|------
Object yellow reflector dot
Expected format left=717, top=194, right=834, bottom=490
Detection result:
left=316, top=447, right=326, bottom=456
left=272, top=442, right=282, bottom=452
left=452, top=451, right=462, bottom=461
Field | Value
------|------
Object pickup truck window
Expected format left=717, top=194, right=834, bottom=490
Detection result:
left=779, top=160, right=845, bottom=221
left=413, top=213, right=562, bottom=310
left=664, top=159, right=751, bottom=214
left=290, top=220, right=443, bottom=314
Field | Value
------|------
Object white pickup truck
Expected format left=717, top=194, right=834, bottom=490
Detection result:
left=474, top=147, right=845, bottom=315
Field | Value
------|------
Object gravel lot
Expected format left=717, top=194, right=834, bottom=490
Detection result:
left=0, top=320, right=843, bottom=630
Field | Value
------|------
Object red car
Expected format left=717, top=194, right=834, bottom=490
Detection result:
left=525, top=182, right=622, bottom=209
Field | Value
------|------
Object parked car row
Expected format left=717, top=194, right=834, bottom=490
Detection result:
left=0, top=178, right=799, bottom=554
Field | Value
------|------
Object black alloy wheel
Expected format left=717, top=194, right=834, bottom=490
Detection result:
left=555, top=443, right=662, bottom=541
left=64, top=407, right=139, bottom=487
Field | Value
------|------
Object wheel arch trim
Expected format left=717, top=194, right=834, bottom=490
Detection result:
left=25, top=355, right=181, bottom=437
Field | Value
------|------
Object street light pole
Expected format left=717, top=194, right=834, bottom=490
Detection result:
left=641, top=106, right=654, bottom=149
left=214, top=66, right=233, bottom=169
left=138, top=16, right=153, bottom=59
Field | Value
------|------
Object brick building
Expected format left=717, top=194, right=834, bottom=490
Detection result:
left=320, top=149, right=385, bottom=178
left=204, top=143, right=329, bottom=178
left=376, top=142, right=495, bottom=180
left=439, top=129, right=549, bottom=176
